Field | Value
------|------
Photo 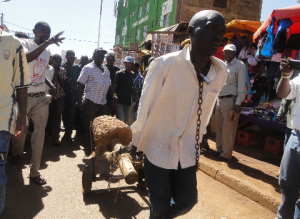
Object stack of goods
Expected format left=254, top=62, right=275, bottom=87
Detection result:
left=151, top=34, right=180, bottom=57
left=241, top=101, right=281, bottom=122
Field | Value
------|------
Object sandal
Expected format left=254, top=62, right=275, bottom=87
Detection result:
left=30, top=176, right=47, bottom=185
left=10, top=155, right=21, bottom=165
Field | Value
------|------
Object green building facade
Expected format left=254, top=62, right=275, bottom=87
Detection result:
left=115, top=0, right=178, bottom=47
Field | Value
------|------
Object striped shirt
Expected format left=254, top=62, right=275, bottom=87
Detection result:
left=52, top=67, right=66, bottom=99
left=78, top=62, right=111, bottom=105
left=132, top=73, right=144, bottom=102
left=0, top=30, right=29, bottom=134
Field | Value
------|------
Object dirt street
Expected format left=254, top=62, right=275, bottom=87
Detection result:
left=2, top=134, right=276, bottom=219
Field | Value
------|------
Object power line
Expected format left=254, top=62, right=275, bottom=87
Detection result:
left=3, top=14, right=114, bottom=38
left=4, top=20, right=99, bottom=43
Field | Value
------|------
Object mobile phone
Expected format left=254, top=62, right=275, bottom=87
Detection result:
left=289, top=59, right=300, bottom=70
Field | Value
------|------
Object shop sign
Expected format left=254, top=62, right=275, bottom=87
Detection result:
left=122, top=26, right=127, bottom=36
left=116, top=35, right=120, bottom=45
left=162, top=0, right=173, bottom=16
left=132, top=15, right=149, bottom=28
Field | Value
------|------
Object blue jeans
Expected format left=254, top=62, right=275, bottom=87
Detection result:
left=116, top=104, right=130, bottom=124
left=0, top=131, right=12, bottom=214
left=284, top=128, right=292, bottom=152
left=277, top=130, right=300, bottom=219
left=144, top=157, right=198, bottom=219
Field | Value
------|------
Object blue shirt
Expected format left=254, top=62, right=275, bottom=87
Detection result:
left=132, top=73, right=144, bottom=102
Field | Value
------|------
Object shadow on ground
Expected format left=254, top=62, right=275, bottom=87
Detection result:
left=202, top=147, right=281, bottom=193
left=83, top=186, right=150, bottom=219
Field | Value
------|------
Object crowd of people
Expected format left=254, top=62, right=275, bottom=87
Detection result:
left=0, top=9, right=300, bottom=219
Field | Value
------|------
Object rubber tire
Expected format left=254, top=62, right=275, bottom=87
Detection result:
left=82, top=165, right=93, bottom=195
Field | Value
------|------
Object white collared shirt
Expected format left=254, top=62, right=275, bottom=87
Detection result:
left=285, top=73, right=300, bottom=131
left=131, top=45, right=228, bottom=169
left=219, top=58, right=247, bottom=105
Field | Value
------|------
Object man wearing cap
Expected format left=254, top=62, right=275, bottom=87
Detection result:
left=215, top=44, right=246, bottom=161
left=77, top=48, right=111, bottom=146
left=105, top=53, right=120, bottom=116
left=113, top=56, right=136, bottom=124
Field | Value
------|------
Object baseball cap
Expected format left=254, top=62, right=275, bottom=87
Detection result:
left=223, top=44, right=236, bottom=52
left=93, top=47, right=107, bottom=55
left=123, top=56, right=134, bottom=64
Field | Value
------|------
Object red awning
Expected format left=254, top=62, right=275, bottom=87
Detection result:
left=253, top=5, right=300, bottom=41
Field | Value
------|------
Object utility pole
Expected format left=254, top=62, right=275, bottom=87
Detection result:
left=1, top=13, right=3, bottom=26
left=97, top=0, right=104, bottom=48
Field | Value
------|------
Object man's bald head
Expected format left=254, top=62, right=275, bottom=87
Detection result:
left=187, top=10, right=226, bottom=57
left=189, top=10, right=224, bottom=28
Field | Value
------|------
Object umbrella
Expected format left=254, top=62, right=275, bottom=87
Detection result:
left=224, top=19, right=262, bottom=40
left=253, top=5, right=300, bottom=41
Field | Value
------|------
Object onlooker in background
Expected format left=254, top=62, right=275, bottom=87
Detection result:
left=105, top=53, right=120, bottom=116
left=142, top=57, right=154, bottom=78
left=276, top=58, right=300, bottom=219
left=215, top=44, right=246, bottom=162
left=11, top=21, right=64, bottom=185
left=0, top=28, right=29, bottom=214
left=113, top=56, right=136, bottom=124
left=77, top=48, right=110, bottom=146
left=61, top=50, right=81, bottom=141
left=47, top=54, right=66, bottom=145
left=74, top=55, right=89, bottom=140
left=14, top=31, right=29, bottom=39
left=128, top=62, right=144, bottom=126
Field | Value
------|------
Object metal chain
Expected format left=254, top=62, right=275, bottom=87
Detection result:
left=107, top=156, right=119, bottom=190
left=191, top=59, right=211, bottom=168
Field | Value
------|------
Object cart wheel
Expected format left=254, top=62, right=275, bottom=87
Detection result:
left=82, top=165, right=93, bottom=195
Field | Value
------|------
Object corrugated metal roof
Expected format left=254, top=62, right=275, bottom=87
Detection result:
left=139, top=22, right=188, bottom=48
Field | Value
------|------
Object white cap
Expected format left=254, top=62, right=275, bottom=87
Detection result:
left=223, top=44, right=236, bottom=52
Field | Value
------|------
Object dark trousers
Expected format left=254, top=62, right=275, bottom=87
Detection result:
left=74, top=108, right=84, bottom=135
left=48, top=96, right=65, bottom=139
left=62, top=99, right=76, bottom=138
left=144, top=157, right=198, bottom=219
left=83, top=99, right=108, bottom=144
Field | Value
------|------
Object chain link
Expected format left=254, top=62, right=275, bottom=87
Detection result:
left=107, top=156, right=119, bottom=190
left=191, top=58, right=211, bottom=168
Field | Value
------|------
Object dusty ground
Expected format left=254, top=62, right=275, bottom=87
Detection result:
left=2, top=132, right=276, bottom=219
left=201, top=138, right=282, bottom=204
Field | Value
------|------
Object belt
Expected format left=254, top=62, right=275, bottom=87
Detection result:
left=28, top=92, right=45, bottom=98
left=218, top=94, right=234, bottom=99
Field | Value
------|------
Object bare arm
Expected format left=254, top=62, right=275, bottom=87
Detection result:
left=25, top=32, right=65, bottom=63
left=15, top=88, right=28, bottom=138
left=113, top=84, right=117, bottom=93
left=76, top=83, right=85, bottom=110
left=277, top=58, right=293, bottom=99
left=26, top=41, right=51, bottom=63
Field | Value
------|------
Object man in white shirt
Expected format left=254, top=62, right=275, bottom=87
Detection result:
left=276, top=58, right=300, bottom=219
left=215, top=44, right=246, bottom=161
left=131, top=10, right=227, bottom=218
left=11, top=21, right=64, bottom=185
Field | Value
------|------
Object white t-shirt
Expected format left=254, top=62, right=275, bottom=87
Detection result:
left=45, top=65, right=54, bottom=94
left=20, top=39, right=51, bottom=93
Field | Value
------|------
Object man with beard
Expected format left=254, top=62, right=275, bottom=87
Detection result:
left=131, top=10, right=227, bottom=218
left=11, top=21, right=64, bottom=185
left=105, top=53, right=120, bottom=116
